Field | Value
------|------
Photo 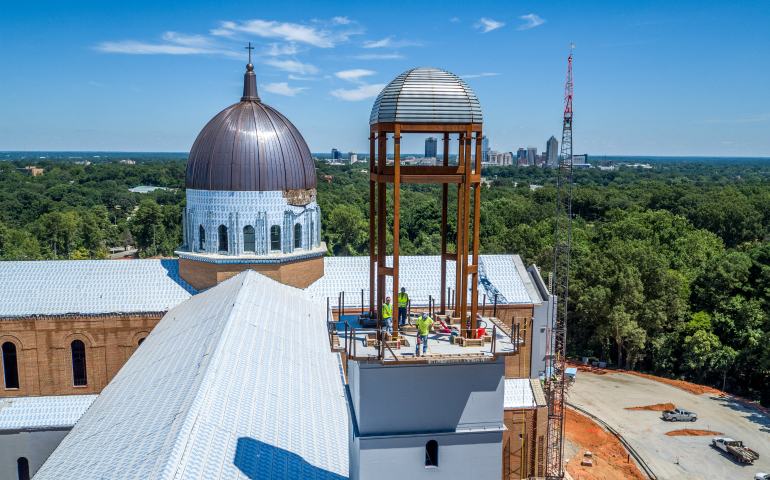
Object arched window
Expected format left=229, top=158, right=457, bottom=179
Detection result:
left=138, top=338, right=146, bottom=346
left=218, top=225, right=228, bottom=252
left=71, top=340, right=87, bottom=386
left=17, top=457, right=30, bottom=480
left=199, top=225, right=206, bottom=250
left=425, top=440, right=438, bottom=467
left=270, top=225, right=281, bottom=251
left=2, top=342, right=19, bottom=389
left=243, top=225, right=255, bottom=252
left=294, top=223, right=302, bottom=249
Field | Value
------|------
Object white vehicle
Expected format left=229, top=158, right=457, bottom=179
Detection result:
left=711, top=437, right=759, bottom=464
left=662, top=408, right=697, bottom=422
left=755, top=474, right=770, bottom=480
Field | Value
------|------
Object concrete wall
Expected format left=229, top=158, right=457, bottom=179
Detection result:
left=0, top=428, right=70, bottom=480
left=0, top=314, right=159, bottom=398
left=354, top=430, right=503, bottom=480
left=527, top=265, right=553, bottom=379
left=347, top=359, right=505, bottom=480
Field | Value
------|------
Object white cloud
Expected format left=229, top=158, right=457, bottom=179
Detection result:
left=262, top=82, right=308, bottom=96
left=288, top=74, right=320, bottom=81
left=264, top=42, right=299, bottom=56
left=211, top=19, right=358, bottom=48
left=461, top=73, right=499, bottom=79
left=332, top=84, right=386, bottom=101
left=161, top=31, right=211, bottom=47
left=94, top=40, right=238, bottom=58
left=362, top=36, right=423, bottom=48
left=449, top=17, right=460, bottom=23
left=335, top=69, right=376, bottom=82
left=331, top=16, right=351, bottom=25
left=264, top=58, right=319, bottom=75
left=475, top=18, right=505, bottom=33
left=518, top=14, right=546, bottom=30
left=353, top=53, right=403, bottom=60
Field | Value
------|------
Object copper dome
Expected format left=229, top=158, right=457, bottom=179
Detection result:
left=185, top=65, right=316, bottom=191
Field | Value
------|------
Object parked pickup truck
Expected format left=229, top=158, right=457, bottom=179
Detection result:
left=712, top=437, right=759, bottom=464
left=755, top=473, right=770, bottom=480
left=662, top=408, right=697, bottom=422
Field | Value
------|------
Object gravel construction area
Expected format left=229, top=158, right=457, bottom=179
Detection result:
left=569, top=372, right=770, bottom=480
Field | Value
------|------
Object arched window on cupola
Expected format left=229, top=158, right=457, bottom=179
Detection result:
left=425, top=440, right=438, bottom=467
left=71, top=340, right=87, bottom=386
left=270, top=225, right=281, bottom=251
left=17, top=457, right=30, bottom=480
left=243, top=225, right=255, bottom=252
left=2, top=342, right=19, bottom=389
left=218, top=225, right=228, bottom=252
left=199, top=225, right=206, bottom=250
left=294, top=223, right=302, bottom=249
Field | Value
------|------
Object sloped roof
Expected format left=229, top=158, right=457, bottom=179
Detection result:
left=0, top=259, right=196, bottom=317
left=306, top=255, right=536, bottom=307
left=0, top=395, right=97, bottom=430
left=35, top=270, right=348, bottom=480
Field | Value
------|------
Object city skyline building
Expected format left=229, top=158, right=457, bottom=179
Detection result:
left=481, top=136, right=489, bottom=162
left=527, top=146, right=537, bottom=166
left=546, top=136, right=558, bottom=168
left=425, top=136, right=438, bottom=158
left=331, top=148, right=340, bottom=160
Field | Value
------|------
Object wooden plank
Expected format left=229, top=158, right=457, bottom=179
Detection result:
left=441, top=134, right=449, bottom=315
left=445, top=252, right=457, bottom=262
left=467, top=264, right=478, bottom=275
left=393, top=124, right=401, bottom=336
left=371, top=173, right=465, bottom=184
left=369, top=134, right=376, bottom=314
left=378, top=266, right=394, bottom=276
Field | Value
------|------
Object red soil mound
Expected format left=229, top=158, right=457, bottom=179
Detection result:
left=665, top=429, right=722, bottom=436
left=565, top=408, right=647, bottom=480
left=626, top=403, right=675, bottom=411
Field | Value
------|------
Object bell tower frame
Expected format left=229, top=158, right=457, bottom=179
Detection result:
left=368, top=121, right=483, bottom=339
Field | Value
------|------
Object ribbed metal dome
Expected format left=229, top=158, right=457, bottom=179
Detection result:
left=370, top=67, right=483, bottom=125
left=185, top=65, right=316, bottom=191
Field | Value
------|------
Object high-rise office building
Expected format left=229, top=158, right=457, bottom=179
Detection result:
left=425, top=137, right=438, bottom=158
left=348, top=152, right=358, bottom=163
left=546, top=136, right=558, bottom=168
left=572, top=154, right=587, bottom=165
left=331, top=148, right=340, bottom=160
left=517, top=148, right=526, bottom=163
left=481, top=136, right=490, bottom=162
left=502, top=152, right=513, bottom=166
left=527, top=146, right=537, bottom=166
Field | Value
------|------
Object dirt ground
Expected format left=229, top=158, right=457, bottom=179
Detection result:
left=564, top=408, right=647, bottom=480
left=665, top=429, right=723, bottom=437
left=569, top=372, right=770, bottom=479
left=626, top=403, right=675, bottom=411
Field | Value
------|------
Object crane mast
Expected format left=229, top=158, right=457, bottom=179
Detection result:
left=545, top=50, right=573, bottom=480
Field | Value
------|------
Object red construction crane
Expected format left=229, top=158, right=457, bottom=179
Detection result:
left=545, top=46, right=574, bottom=480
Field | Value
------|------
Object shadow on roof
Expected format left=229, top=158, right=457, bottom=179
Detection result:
left=158, top=259, right=197, bottom=294
left=235, top=437, right=348, bottom=480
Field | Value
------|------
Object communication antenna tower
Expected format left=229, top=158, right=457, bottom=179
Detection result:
left=545, top=45, right=574, bottom=480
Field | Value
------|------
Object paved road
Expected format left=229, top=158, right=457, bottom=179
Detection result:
left=569, top=372, right=770, bottom=480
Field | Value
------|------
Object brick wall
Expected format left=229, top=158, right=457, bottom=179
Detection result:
left=0, top=313, right=161, bottom=398
left=503, top=406, right=547, bottom=479
left=179, top=256, right=324, bottom=291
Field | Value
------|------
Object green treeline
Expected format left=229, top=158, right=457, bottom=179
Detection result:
left=0, top=160, right=186, bottom=259
left=317, top=161, right=770, bottom=406
left=0, top=158, right=768, bottom=406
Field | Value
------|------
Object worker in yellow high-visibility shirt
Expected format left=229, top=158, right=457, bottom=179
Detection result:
left=397, top=287, right=409, bottom=327
left=381, top=296, right=393, bottom=335
left=415, top=313, right=433, bottom=356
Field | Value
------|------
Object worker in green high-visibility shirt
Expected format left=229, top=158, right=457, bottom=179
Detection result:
left=381, top=296, right=393, bottom=335
left=415, top=313, right=433, bottom=356
left=397, top=287, right=409, bottom=327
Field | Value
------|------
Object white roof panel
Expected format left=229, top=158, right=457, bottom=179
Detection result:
left=0, top=395, right=97, bottom=429
left=35, top=270, right=348, bottom=480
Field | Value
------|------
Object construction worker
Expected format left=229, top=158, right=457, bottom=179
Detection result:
left=397, top=287, right=409, bottom=326
left=382, top=296, right=393, bottom=335
left=415, top=313, right=433, bottom=356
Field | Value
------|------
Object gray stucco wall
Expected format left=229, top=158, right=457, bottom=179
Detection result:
left=347, top=358, right=505, bottom=480
left=527, top=265, right=554, bottom=379
left=0, top=429, right=70, bottom=480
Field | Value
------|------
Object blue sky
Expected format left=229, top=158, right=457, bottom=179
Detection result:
left=1, top=0, right=768, bottom=156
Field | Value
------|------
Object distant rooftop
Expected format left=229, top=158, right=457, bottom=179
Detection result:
left=128, top=185, right=169, bottom=193
left=0, top=395, right=97, bottom=430
left=0, top=259, right=196, bottom=317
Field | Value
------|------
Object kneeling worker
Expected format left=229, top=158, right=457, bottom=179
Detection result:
left=415, top=313, right=433, bottom=356
left=398, top=287, right=409, bottom=326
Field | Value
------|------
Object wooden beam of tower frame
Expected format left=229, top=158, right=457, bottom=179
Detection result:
left=368, top=122, right=482, bottom=339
